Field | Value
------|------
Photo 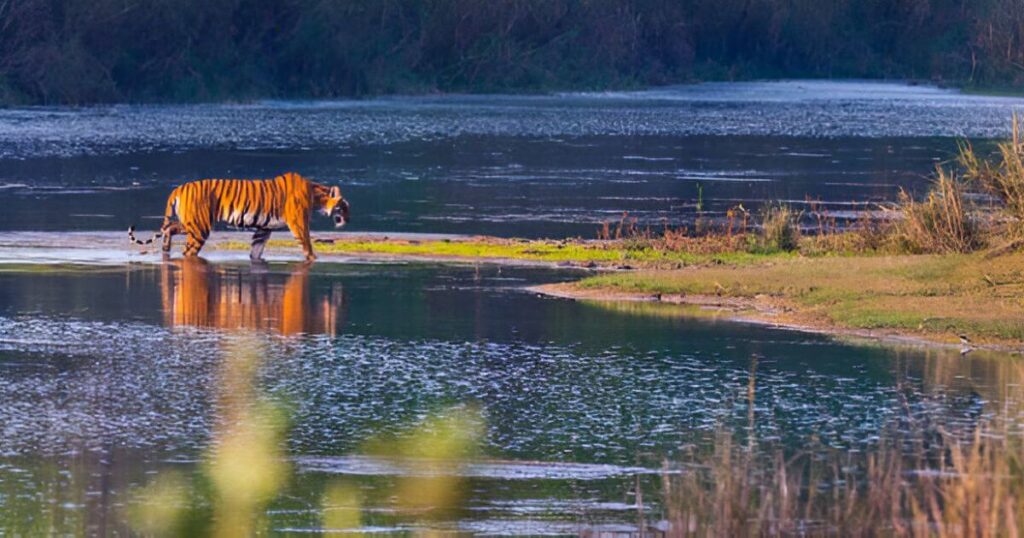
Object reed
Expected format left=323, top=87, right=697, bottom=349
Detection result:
left=755, top=204, right=802, bottom=253
left=960, top=114, right=1024, bottom=239
left=893, top=167, right=982, bottom=254
left=663, top=404, right=1024, bottom=536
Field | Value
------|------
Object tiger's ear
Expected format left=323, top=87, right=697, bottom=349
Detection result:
left=329, top=186, right=341, bottom=199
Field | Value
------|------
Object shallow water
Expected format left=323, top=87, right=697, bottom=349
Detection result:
left=2, top=81, right=1023, bottom=236
left=0, top=258, right=1019, bottom=534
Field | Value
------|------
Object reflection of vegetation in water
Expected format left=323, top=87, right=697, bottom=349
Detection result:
left=130, top=336, right=483, bottom=536
left=579, top=297, right=739, bottom=321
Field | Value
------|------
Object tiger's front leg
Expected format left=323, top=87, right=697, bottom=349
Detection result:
left=250, top=228, right=272, bottom=261
left=287, top=221, right=316, bottom=262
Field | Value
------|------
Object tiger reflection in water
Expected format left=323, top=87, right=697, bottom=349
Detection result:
left=160, top=257, right=345, bottom=335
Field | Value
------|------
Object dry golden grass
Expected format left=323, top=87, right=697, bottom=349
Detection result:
left=894, top=167, right=983, bottom=254
left=664, top=427, right=1024, bottom=537
left=961, top=114, right=1024, bottom=234
left=662, top=360, right=1024, bottom=537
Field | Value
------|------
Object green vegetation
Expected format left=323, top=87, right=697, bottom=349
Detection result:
left=552, top=126, right=1024, bottom=346
left=3, top=0, right=1024, bottom=104
left=215, top=237, right=785, bottom=267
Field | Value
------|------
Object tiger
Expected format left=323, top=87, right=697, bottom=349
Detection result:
left=128, top=172, right=350, bottom=261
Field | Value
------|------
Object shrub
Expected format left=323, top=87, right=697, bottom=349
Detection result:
left=895, top=168, right=982, bottom=254
left=960, top=115, right=1024, bottom=238
left=755, top=205, right=801, bottom=253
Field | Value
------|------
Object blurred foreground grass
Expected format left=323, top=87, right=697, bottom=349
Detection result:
left=129, top=336, right=483, bottom=536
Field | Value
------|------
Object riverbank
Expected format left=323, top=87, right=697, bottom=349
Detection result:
left=2, top=231, right=1020, bottom=351
left=214, top=233, right=1024, bottom=351
left=534, top=251, right=1024, bottom=352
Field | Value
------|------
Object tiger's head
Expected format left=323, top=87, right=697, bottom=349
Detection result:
left=316, top=185, right=350, bottom=228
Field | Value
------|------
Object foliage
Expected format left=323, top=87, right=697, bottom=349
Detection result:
left=130, top=336, right=484, bottom=536
left=754, top=205, right=801, bottom=253
left=665, top=392, right=1024, bottom=536
left=895, top=168, right=983, bottom=254
left=960, top=114, right=1024, bottom=238
left=1, top=0, right=1024, bottom=104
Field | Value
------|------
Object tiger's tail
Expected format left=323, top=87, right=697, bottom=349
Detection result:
left=128, top=190, right=178, bottom=245
left=127, top=225, right=162, bottom=245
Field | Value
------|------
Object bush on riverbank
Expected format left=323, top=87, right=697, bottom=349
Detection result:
left=752, top=205, right=801, bottom=253
left=603, top=126, right=1024, bottom=258
left=893, top=168, right=983, bottom=254
left=961, top=115, right=1024, bottom=240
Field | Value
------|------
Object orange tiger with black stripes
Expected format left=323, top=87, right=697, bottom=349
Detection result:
left=128, top=172, right=349, bottom=262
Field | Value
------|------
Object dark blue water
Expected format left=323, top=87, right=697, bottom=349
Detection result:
left=0, top=260, right=1013, bottom=534
left=1, top=81, right=1022, bottom=237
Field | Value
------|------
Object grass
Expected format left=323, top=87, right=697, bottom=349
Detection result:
left=666, top=409, right=1024, bottom=536
left=574, top=251, right=1024, bottom=345
left=215, top=236, right=784, bottom=267
left=894, top=167, right=982, bottom=253
left=960, top=114, right=1024, bottom=238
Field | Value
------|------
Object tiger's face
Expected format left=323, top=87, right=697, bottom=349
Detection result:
left=321, top=186, right=350, bottom=228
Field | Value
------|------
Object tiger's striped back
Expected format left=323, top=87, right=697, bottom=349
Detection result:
left=171, top=174, right=310, bottom=230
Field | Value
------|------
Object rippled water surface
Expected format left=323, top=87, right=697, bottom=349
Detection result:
left=2, top=81, right=1024, bottom=236
left=0, top=259, right=1018, bottom=534
left=2, top=81, right=1024, bottom=534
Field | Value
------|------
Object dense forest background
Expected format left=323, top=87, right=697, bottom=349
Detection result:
left=1, top=0, right=1023, bottom=105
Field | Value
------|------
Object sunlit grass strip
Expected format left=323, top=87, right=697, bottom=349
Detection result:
left=216, top=237, right=782, bottom=266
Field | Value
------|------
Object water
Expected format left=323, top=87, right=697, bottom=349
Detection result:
left=0, top=258, right=1017, bottom=534
left=2, top=81, right=1023, bottom=236
left=2, top=80, right=1024, bottom=534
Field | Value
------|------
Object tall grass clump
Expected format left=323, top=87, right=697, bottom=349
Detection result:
left=664, top=427, right=1024, bottom=536
left=960, top=114, right=1024, bottom=240
left=895, top=167, right=982, bottom=253
left=754, top=205, right=801, bottom=253
left=663, top=357, right=1024, bottom=536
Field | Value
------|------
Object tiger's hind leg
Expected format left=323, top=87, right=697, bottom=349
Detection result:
left=250, top=228, right=272, bottom=261
left=162, top=222, right=185, bottom=253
